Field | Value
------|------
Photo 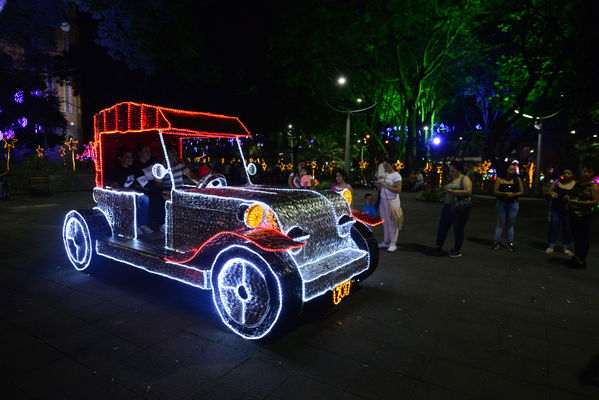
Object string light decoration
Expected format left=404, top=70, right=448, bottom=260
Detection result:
left=394, top=160, right=404, bottom=171
left=2, top=138, right=18, bottom=171
left=62, top=102, right=381, bottom=339
left=35, top=145, right=45, bottom=158
left=64, top=137, right=79, bottom=171
left=359, top=160, right=368, bottom=170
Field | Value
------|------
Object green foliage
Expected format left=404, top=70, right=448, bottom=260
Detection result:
left=416, top=188, right=443, bottom=203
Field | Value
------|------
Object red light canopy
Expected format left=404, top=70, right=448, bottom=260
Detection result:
left=93, top=102, right=251, bottom=139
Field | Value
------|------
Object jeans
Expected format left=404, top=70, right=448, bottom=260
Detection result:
left=137, top=194, right=150, bottom=227
left=436, top=204, right=471, bottom=251
left=570, top=214, right=592, bottom=261
left=547, top=208, right=571, bottom=248
left=494, top=200, right=519, bottom=243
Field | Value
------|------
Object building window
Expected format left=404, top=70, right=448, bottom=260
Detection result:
left=64, top=82, right=72, bottom=113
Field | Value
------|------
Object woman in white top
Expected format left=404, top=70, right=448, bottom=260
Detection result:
left=374, top=159, right=402, bottom=252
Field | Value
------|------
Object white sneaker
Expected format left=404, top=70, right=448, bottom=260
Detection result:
left=160, top=223, right=167, bottom=233
left=545, top=247, right=554, bottom=254
left=564, top=248, right=574, bottom=257
left=387, top=245, right=397, bottom=252
left=378, top=242, right=389, bottom=249
left=139, top=225, right=154, bottom=234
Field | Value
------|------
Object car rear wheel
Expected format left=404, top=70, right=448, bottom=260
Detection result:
left=211, top=245, right=301, bottom=339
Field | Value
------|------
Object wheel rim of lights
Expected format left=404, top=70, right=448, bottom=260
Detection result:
left=216, top=257, right=271, bottom=326
left=63, top=211, right=92, bottom=271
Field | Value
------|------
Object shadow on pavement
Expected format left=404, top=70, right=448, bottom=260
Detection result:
left=467, top=237, right=494, bottom=247
left=528, top=241, right=547, bottom=251
left=545, top=257, right=569, bottom=266
left=398, top=242, right=438, bottom=256
left=580, top=355, right=599, bottom=387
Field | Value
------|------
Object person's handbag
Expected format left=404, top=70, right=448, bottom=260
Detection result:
left=389, top=202, right=404, bottom=230
left=452, top=175, right=472, bottom=213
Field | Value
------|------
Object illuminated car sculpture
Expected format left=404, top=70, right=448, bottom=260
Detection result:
left=62, top=102, right=382, bottom=339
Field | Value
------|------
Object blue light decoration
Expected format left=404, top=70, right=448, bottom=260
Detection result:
left=30, top=90, right=42, bottom=97
left=14, top=90, right=24, bottom=104
left=476, top=124, right=483, bottom=130
left=62, top=102, right=382, bottom=340
left=432, top=136, right=441, bottom=146
left=18, top=117, right=27, bottom=128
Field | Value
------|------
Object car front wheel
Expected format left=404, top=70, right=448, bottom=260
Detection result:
left=211, top=245, right=301, bottom=339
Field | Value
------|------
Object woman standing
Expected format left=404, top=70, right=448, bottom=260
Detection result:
left=492, top=164, right=525, bottom=251
left=545, top=168, right=575, bottom=255
left=434, top=163, right=473, bottom=257
left=565, top=165, right=599, bottom=269
left=374, top=159, right=402, bottom=252
left=331, top=169, right=352, bottom=193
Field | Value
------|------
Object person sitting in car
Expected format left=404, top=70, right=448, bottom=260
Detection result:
left=108, top=147, right=153, bottom=235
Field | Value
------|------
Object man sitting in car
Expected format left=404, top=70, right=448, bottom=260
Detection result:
left=108, top=147, right=153, bottom=235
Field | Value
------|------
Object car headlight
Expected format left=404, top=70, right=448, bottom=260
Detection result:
left=244, top=203, right=264, bottom=228
left=341, top=188, right=352, bottom=205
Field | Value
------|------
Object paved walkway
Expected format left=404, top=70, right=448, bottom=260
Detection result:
left=0, top=190, right=598, bottom=399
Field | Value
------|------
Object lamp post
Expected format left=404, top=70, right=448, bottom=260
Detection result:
left=514, top=109, right=560, bottom=192
left=326, top=76, right=377, bottom=175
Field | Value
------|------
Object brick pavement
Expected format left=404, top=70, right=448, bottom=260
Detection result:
left=0, top=189, right=598, bottom=399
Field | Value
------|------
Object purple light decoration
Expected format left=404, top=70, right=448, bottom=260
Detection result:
left=14, top=90, right=24, bottom=104
left=4, top=129, right=15, bottom=139
left=18, top=117, right=28, bottom=128
left=476, top=124, right=483, bottom=130
left=30, top=90, right=42, bottom=97
left=432, top=136, right=441, bottom=146
left=594, top=176, right=599, bottom=185
left=34, top=124, right=43, bottom=133
left=386, top=127, right=392, bottom=132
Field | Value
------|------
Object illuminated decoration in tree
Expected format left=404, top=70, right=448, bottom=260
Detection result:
left=0, top=0, right=6, bottom=14
left=64, top=137, right=79, bottom=171
left=30, top=90, right=42, bottom=97
left=527, top=162, right=535, bottom=188
left=14, top=90, right=24, bottom=104
left=18, top=117, right=28, bottom=128
left=2, top=138, right=18, bottom=171
left=35, top=145, right=45, bottom=158
left=0, top=129, right=15, bottom=139
left=432, top=136, right=441, bottom=146
left=62, top=102, right=381, bottom=339
left=394, top=160, right=404, bottom=171
left=437, top=165, right=444, bottom=186
left=359, top=160, right=368, bottom=170
left=34, top=124, right=43, bottom=134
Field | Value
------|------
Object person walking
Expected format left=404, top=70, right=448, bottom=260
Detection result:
left=545, top=168, right=575, bottom=255
left=565, top=164, right=599, bottom=269
left=434, top=163, right=473, bottom=257
left=374, top=159, right=402, bottom=252
left=492, top=164, right=524, bottom=251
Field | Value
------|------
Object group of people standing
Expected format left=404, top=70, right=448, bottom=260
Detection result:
left=359, top=159, right=597, bottom=269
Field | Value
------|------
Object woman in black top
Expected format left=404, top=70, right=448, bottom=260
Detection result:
left=492, top=164, right=524, bottom=251
left=565, top=165, right=599, bottom=269
left=545, top=168, right=575, bottom=255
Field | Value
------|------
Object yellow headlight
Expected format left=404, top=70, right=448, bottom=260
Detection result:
left=244, top=203, right=264, bottom=228
left=341, top=189, right=352, bottom=205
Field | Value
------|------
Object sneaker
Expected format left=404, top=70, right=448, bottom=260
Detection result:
left=160, top=223, right=167, bottom=233
left=545, top=247, right=554, bottom=254
left=387, top=245, right=397, bottom=252
left=493, top=242, right=501, bottom=250
left=449, top=249, right=462, bottom=257
left=564, top=248, right=574, bottom=257
left=507, top=242, right=515, bottom=252
left=139, top=225, right=154, bottom=234
left=378, top=242, right=389, bottom=249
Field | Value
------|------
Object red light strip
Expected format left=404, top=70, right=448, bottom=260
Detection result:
left=351, top=210, right=384, bottom=226
left=164, top=229, right=306, bottom=264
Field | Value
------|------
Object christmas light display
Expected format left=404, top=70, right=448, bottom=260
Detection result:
left=2, top=138, right=18, bottom=171
left=64, top=137, right=79, bottom=171
left=62, top=102, right=381, bottom=339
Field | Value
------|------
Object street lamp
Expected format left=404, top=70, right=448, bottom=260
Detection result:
left=513, top=108, right=560, bottom=191
left=325, top=77, right=377, bottom=175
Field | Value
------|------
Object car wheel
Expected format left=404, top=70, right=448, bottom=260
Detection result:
left=351, top=222, right=379, bottom=282
left=62, top=209, right=111, bottom=271
left=211, top=245, right=301, bottom=339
